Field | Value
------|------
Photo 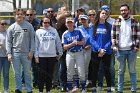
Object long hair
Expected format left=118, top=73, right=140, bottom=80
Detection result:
left=93, top=10, right=109, bottom=36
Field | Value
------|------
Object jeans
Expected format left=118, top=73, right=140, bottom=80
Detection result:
left=12, top=53, right=32, bottom=92
left=0, top=57, right=10, bottom=90
left=98, top=51, right=116, bottom=87
left=116, top=50, right=137, bottom=92
left=21, top=57, right=39, bottom=87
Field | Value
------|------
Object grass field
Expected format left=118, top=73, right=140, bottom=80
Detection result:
left=0, top=52, right=140, bottom=93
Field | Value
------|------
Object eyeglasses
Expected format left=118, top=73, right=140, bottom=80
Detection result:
left=88, top=14, right=95, bottom=16
left=47, top=11, right=54, bottom=13
left=0, top=23, right=7, bottom=26
left=43, top=22, right=50, bottom=24
left=26, top=14, right=33, bottom=16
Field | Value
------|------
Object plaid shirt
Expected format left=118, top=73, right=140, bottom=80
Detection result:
left=112, top=16, right=140, bottom=49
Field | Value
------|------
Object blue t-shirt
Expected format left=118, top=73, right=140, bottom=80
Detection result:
left=90, top=23, right=112, bottom=54
left=62, top=29, right=84, bottom=52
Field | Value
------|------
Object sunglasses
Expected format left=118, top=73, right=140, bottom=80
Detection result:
left=43, top=22, right=50, bottom=24
left=47, top=11, right=54, bottom=13
left=88, top=14, right=95, bottom=16
left=26, top=14, right=33, bottom=16
left=0, top=23, right=7, bottom=26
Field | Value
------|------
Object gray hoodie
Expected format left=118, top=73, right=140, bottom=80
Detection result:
left=35, top=26, right=63, bottom=57
left=0, top=31, right=7, bottom=57
left=6, top=20, right=35, bottom=54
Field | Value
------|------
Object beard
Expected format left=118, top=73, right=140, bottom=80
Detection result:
left=121, top=13, right=129, bottom=19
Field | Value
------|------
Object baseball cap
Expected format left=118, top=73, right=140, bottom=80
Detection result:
left=101, top=5, right=110, bottom=11
left=79, top=15, right=89, bottom=20
left=43, top=9, right=48, bottom=14
left=66, top=17, right=74, bottom=23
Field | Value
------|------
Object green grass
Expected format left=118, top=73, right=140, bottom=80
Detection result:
left=0, top=52, right=140, bottom=93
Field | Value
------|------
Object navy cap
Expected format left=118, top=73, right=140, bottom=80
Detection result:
left=79, top=15, right=89, bottom=20
left=101, top=5, right=110, bottom=11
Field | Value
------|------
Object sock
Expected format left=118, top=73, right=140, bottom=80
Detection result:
left=81, top=81, right=86, bottom=90
left=67, top=81, right=73, bottom=91
left=74, top=79, right=79, bottom=88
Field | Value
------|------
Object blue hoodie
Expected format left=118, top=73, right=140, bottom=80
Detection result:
left=90, top=23, right=112, bottom=54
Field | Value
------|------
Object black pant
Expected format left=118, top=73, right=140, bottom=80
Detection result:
left=38, top=57, right=57, bottom=92
left=91, top=52, right=111, bottom=87
left=31, top=57, right=39, bottom=87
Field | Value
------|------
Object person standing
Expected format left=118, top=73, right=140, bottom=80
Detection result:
left=43, top=8, right=57, bottom=28
left=97, top=5, right=116, bottom=92
left=78, top=15, right=93, bottom=88
left=56, top=6, right=70, bottom=91
left=0, top=20, right=10, bottom=93
left=35, top=17, right=63, bottom=93
left=88, top=9, right=96, bottom=27
left=25, top=9, right=40, bottom=88
left=112, top=4, right=140, bottom=93
left=6, top=8, right=35, bottom=93
left=62, top=17, right=86, bottom=93
left=90, top=9, right=112, bottom=93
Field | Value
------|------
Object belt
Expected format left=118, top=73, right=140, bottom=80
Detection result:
left=69, top=49, right=82, bottom=53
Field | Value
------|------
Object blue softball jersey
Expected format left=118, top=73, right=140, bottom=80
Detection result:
left=62, top=29, right=84, bottom=52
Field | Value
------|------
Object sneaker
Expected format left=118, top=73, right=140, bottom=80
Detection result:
left=85, top=80, right=92, bottom=88
left=96, top=86, right=102, bottom=91
left=82, top=90, right=86, bottom=93
left=131, top=91, right=136, bottom=93
left=111, top=87, right=115, bottom=92
left=4, top=90, right=8, bottom=93
left=107, top=89, right=112, bottom=93
left=22, top=84, right=26, bottom=89
left=92, top=89, right=96, bottom=93
left=47, top=91, right=51, bottom=93
left=61, top=87, right=67, bottom=92
left=72, top=86, right=79, bottom=92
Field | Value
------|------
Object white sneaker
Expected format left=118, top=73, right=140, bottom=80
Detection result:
left=47, top=91, right=51, bottom=93
left=82, top=90, right=86, bottom=93
left=96, top=86, right=102, bottom=91
left=4, top=90, right=8, bottom=93
left=111, top=87, right=116, bottom=92
left=86, top=80, right=89, bottom=86
left=22, top=84, right=26, bottom=89
left=39, top=92, right=43, bottom=93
